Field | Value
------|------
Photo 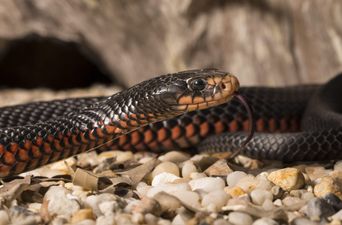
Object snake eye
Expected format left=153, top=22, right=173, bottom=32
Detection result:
left=189, top=78, right=207, bottom=91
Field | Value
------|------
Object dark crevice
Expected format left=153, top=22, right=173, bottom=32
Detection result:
left=0, top=35, right=117, bottom=90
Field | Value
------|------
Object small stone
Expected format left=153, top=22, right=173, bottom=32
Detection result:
left=236, top=175, right=258, bottom=192
left=172, top=190, right=201, bottom=209
left=189, top=177, right=225, bottom=193
left=305, top=166, right=329, bottom=181
left=98, top=150, right=133, bottom=163
left=153, top=192, right=182, bottom=214
left=74, top=220, right=95, bottom=225
left=224, top=186, right=246, bottom=197
left=98, top=201, right=118, bottom=216
left=291, top=217, right=319, bottom=225
left=332, top=209, right=342, bottom=220
left=151, top=172, right=181, bottom=186
left=228, top=212, right=253, bottom=225
left=0, top=210, right=9, bottom=225
left=301, top=192, right=315, bottom=201
left=305, top=198, right=335, bottom=221
left=181, top=161, right=197, bottom=178
left=44, top=186, right=80, bottom=218
left=213, top=219, right=232, bottom=225
left=323, top=193, right=342, bottom=211
left=250, top=189, right=273, bottom=205
left=314, top=176, right=342, bottom=200
left=152, top=162, right=180, bottom=178
left=267, top=168, right=305, bottom=191
left=158, top=151, right=190, bottom=163
left=227, top=171, right=247, bottom=187
left=136, top=182, right=151, bottom=197
left=71, top=209, right=94, bottom=224
left=282, top=196, right=306, bottom=210
left=334, top=161, right=342, bottom=171
left=132, top=197, right=161, bottom=215
left=270, top=186, right=283, bottom=199
left=96, top=215, right=116, bottom=225
left=262, top=199, right=274, bottom=211
left=147, top=183, right=190, bottom=198
left=252, top=218, right=279, bottom=225
left=85, top=194, right=118, bottom=216
left=204, top=159, right=233, bottom=177
left=172, top=214, right=187, bottom=225
left=189, top=172, right=207, bottom=180
left=201, top=190, right=229, bottom=211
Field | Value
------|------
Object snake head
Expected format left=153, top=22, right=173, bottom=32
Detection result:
left=157, top=68, right=240, bottom=113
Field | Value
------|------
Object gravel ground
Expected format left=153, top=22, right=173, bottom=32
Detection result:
left=0, top=86, right=341, bottom=225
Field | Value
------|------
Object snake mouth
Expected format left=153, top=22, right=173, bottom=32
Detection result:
left=175, top=74, right=239, bottom=112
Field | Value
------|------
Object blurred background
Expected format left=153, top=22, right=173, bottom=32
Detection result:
left=0, top=0, right=341, bottom=92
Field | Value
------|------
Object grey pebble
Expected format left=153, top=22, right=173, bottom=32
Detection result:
left=228, top=212, right=253, bottom=225
left=305, top=198, right=335, bottom=220
left=252, top=218, right=278, bottom=225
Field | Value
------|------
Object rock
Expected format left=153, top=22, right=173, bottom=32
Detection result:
left=305, top=198, right=335, bottom=221
left=282, top=196, right=306, bottom=209
left=181, top=161, right=197, bottom=178
left=44, top=186, right=80, bottom=218
left=189, top=177, right=225, bottom=194
left=301, top=192, right=315, bottom=201
left=201, top=190, right=229, bottom=211
left=314, top=176, right=342, bottom=200
left=171, top=190, right=201, bottom=210
left=204, top=159, right=233, bottom=177
left=74, top=220, right=95, bottom=225
left=267, top=168, right=305, bottom=191
left=228, top=212, right=253, bottom=225
left=98, top=150, right=133, bottom=163
left=132, top=197, right=161, bottom=215
left=152, top=162, right=180, bottom=178
left=136, top=182, right=151, bottom=197
left=151, top=172, right=181, bottom=186
left=189, top=172, right=207, bottom=180
left=334, top=161, right=342, bottom=171
left=323, top=193, right=342, bottom=211
left=291, top=217, right=319, bottom=225
left=331, top=209, right=342, bottom=221
left=262, top=199, right=274, bottom=211
left=236, top=175, right=259, bottom=192
left=224, top=186, right=247, bottom=197
left=96, top=215, right=115, bottom=225
left=172, top=214, right=188, bottom=225
left=250, top=189, right=273, bottom=205
left=305, top=166, right=329, bottom=181
left=0, top=210, right=9, bottom=225
left=252, top=218, right=279, bottom=225
left=213, top=219, right=232, bottom=225
left=98, top=201, right=119, bottom=216
left=71, top=209, right=94, bottom=224
left=227, top=171, right=247, bottom=187
left=85, top=194, right=118, bottom=216
left=147, top=183, right=190, bottom=198
left=153, top=192, right=182, bottom=215
left=158, top=151, right=190, bottom=164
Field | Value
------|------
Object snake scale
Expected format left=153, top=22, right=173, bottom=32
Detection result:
left=0, top=69, right=341, bottom=177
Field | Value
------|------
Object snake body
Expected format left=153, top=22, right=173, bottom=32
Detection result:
left=0, top=69, right=341, bottom=177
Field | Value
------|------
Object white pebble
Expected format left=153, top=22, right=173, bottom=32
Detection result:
left=74, top=220, right=95, bottom=225
left=262, top=199, right=274, bottom=211
left=136, top=182, right=151, bottom=197
left=152, top=162, right=180, bottom=178
left=201, top=190, right=229, bottom=211
left=227, top=171, right=247, bottom=187
left=152, top=172, right=181, bottom=186
left=213, top=219, right=232, bottom=225
left=98, top=201, right=117, bottom=216
left=252, top=218, right=279, bottom=225
left=158, top=151, right=190, bottom=163
left=44, top=186, right=80, bottom=218
left=189, top=177, right=225, bottom=193
left=190, top=172, right=207, bottom=180
left=228, top=212, right=253, bottom=225
left=250, top=189, right=273, bottom=205
left=96, top=215, right=115, bottom=225
left=182, top=161, right=197, bottom=178
left=147, top=183, right=190, bottom=198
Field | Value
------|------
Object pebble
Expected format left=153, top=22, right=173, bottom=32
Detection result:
left=228, top=212, right=253, bottom=225
left=189, top=177, right=225, bottom=193
left=74, top=220, right=95, bottom=225
left=44, top=186, right=80, bottom=218
left=147, top=183, right=190, bottom=198
left=181, top=161, right=197, bottom=178
left=0, top=210, right=9, bottom=225
left=201, top=190, right=229, bottom=211
left=71, top=209, right=94, bottom=224
left=85, top=194, right=118, bottom=216
left=305, top=166, right=329, bottom=181
left=291, top=217, right=319, bottom=225
left=136, top=182, right=151, bottom=197
left=282, top=196, right=306, bottom=209
left=334, top=161, right=342, bottom=171
left=96, top=215, right=115, bottom=225
left=262, top=199, right=274, bottom=211
left=204, top=159, right=233, bottom=177
left=158, top=151, right=190, bottom=163
left=98, top=201, right=118, bottom=216
left=252, top=218, right=279, bottom=225
left=98, top=151, right=133, bottom=163
left=305, top=198, right=335, bottom=221
left=323, top=193, right=342, bottom=211
left=267, top=168, right=305, bottom=191
left=250, top=189, right=273, bottom=205
left=151, top=172, right=181, bottom=186
left=331, top=209, right=342, bottom=221
left=153, top=192, right=182, bottom=214
left=189, top=172, right=207, bottom=180
left=236, top=175, right=258, bottom=192
left=227, top=171, right=247, bottom=187
left=224, top=186, right=247, bottom=197
left=213, top=219, right=232, bottom=225
left=314, top=176, right=342, bottom=200
left=152, top=162, right=180, bottom=178
left=132, top=197, right=161, bottom=215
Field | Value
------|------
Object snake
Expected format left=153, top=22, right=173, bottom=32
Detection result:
left=0, top=69, right=341, bottom=178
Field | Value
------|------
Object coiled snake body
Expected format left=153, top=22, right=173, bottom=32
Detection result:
left=0, top=69, right=341, bottom=177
